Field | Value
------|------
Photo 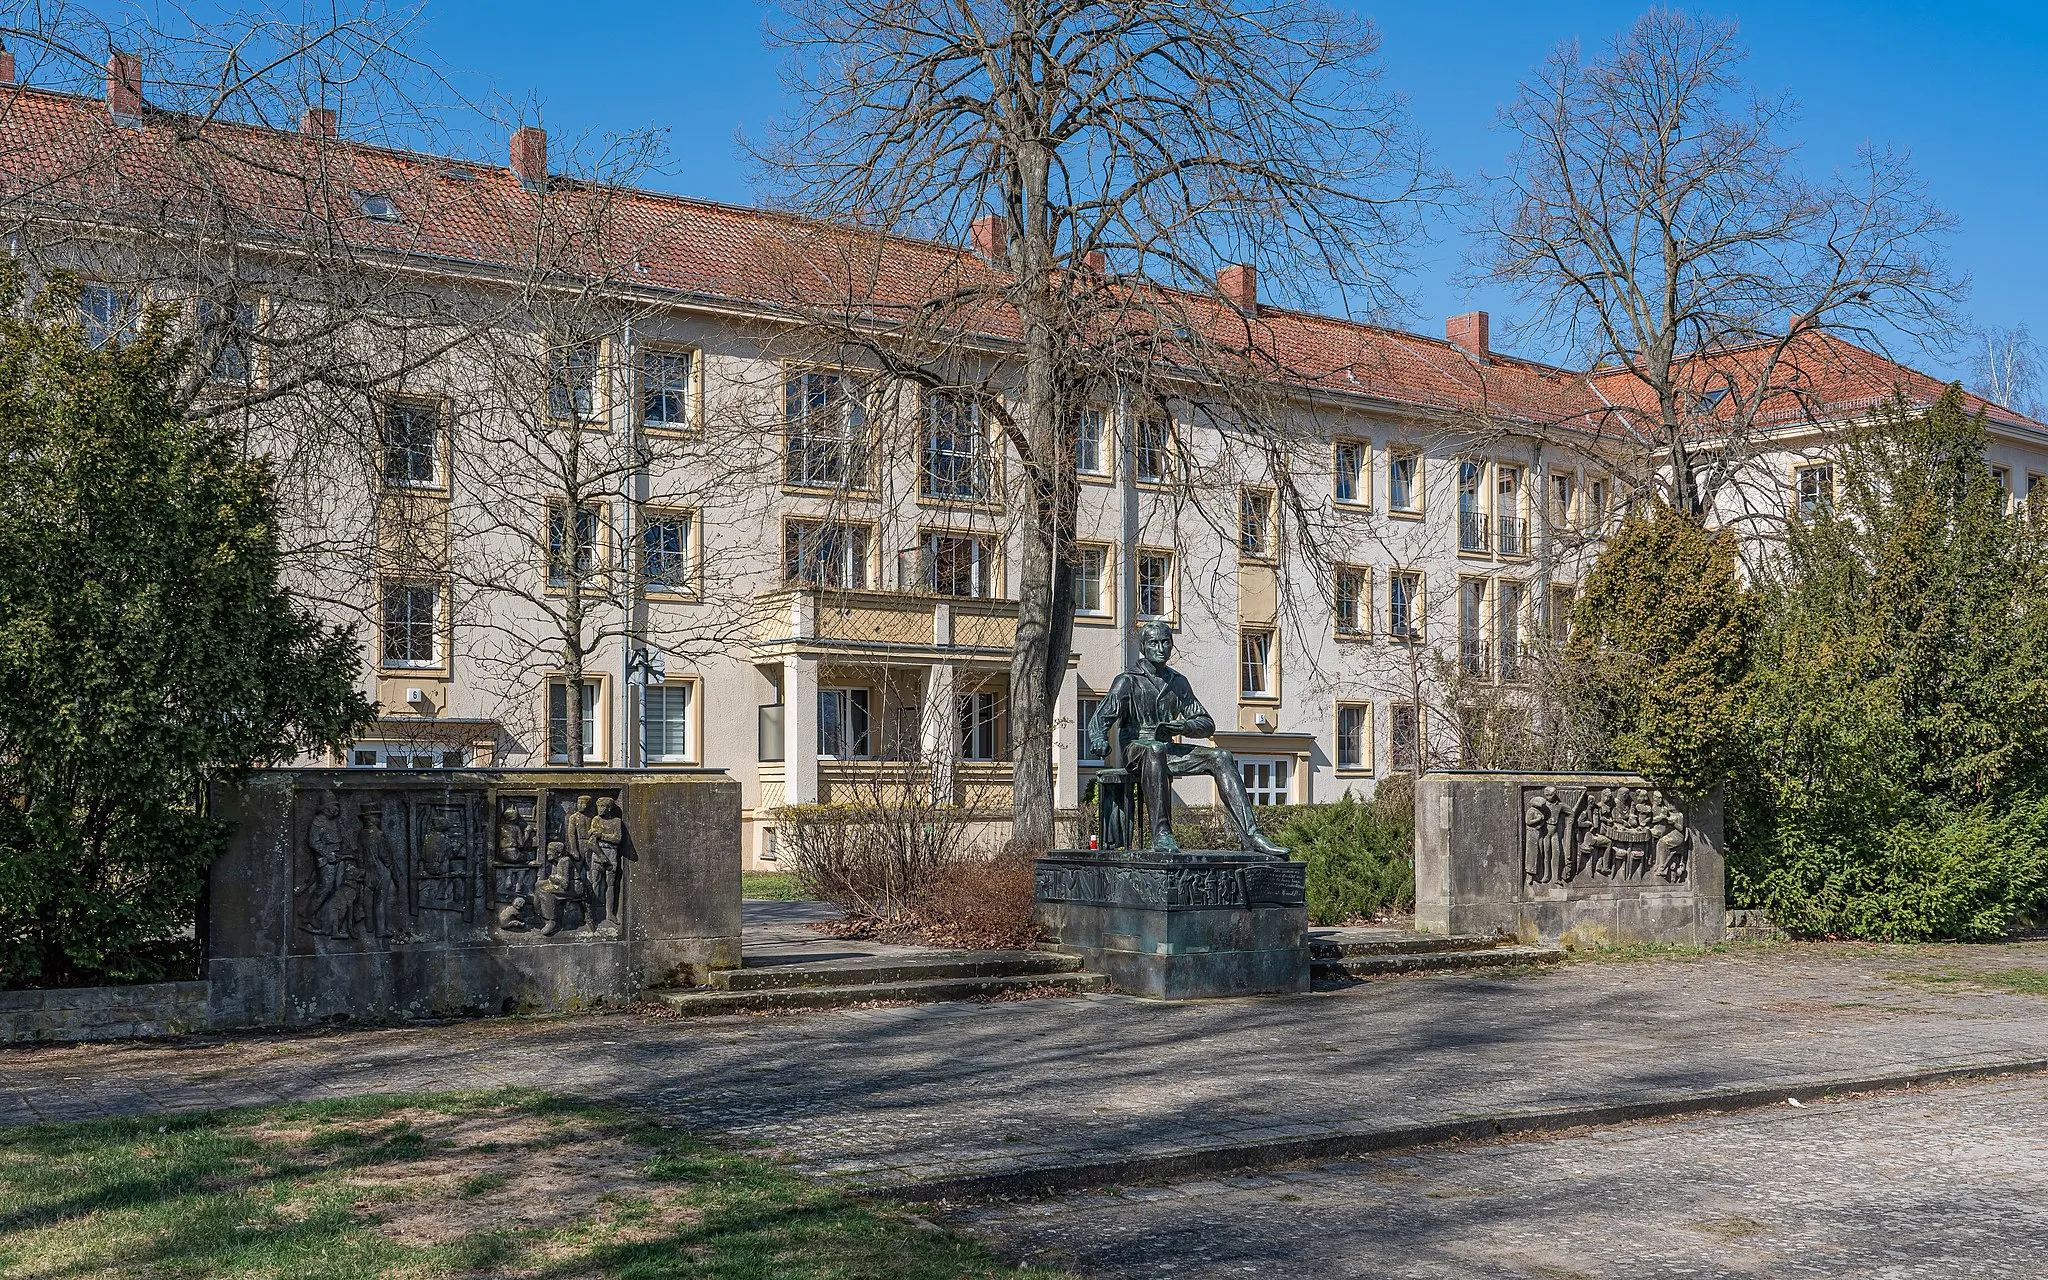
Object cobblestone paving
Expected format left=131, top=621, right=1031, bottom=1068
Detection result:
left=956, top=1072, right=2048, bottom=1278
left=2, top=944, right=2047, bottom=1196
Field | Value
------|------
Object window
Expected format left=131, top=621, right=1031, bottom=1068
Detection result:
left=1239, top=630, right=1274, bottom=698
left=886, top=704, right=923, bottom=761
left=1587, top=476, right=1611, bottom=530
left=1336, top=704, right=1370, bottom=772
left=1548, top=471, right=1576, bottom=529
left=1496, top=466, right=1524, bottom=556
left=1239, top=757, right=1291, bottom=806
left=79, top=284, right=134, bottom=349
left=643, top=683, right=692, bottom=762
left=1072, top=407, right=1107, bottom=476
left=1333, top=440, right=1368, bottom=506
left=548, top=339, right=601, bottom=420
left=349, top=743, right=465, bottom=769
left=1549, top=584, right=1576, bottom=644
left=381, top=398, right=441, bottom=486
left=1137, top=551, right=1174, bottom=621
left=1458, top=461, right=1487, bottom=553
left=921, top=392, right=991, bottom=501
left=1077, top=696, right=1104, bottom=764
left=353, top=190, right=401, bottom=223
left=784, top=519, right=871, bottom=588
left=199, top=298, right=257, bottom=385
left=1794, top=463, right=1834, bottom=518
left=1390, top=704, right=1421, bottom=771
left=642, top=513, right=692, bottom=594
left=1459, top=578, right=1488, bottom=677
left=641, top=348, right=693, bottom=429
left=1239, top=488, right=1274, bottom=558
left=909, top=531, right=995, bottom=597
left=1389, top=571, right=1421, bottom=640
left=1498, top=579, right=1528, bottom=682
left=1073, top=544, right=1109, bottom=616
left=784, top=370, right=869, bottom=488
left=1389, top=451, right=1419, bottom=513
left=959, top=690, right=1003, bottom=760
left=818, top=687, right=871, bottom=760
left=1334, top=566, right=1368, bottom=636
left=547, top=679, right=602, bottom=763
left=2029, top=474, right=2047, bottom=520
left=380, top=581, right=439, bottom=667
left=1990, top=465, right=2013, bottom=512
left=1136, top=415, right=1172, bottom=483
left=547, top=503, right=604, bottom=589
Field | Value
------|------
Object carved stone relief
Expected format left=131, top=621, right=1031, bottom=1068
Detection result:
left=1522, top=783, right=1696, bottom=889
left=491, top=790, right=629, bottom=936
left=296, top=789, right=482, bottom=941
left=1034, top=856, right=1306, bottom=910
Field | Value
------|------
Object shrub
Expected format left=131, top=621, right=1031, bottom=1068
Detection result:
left=1275, top=791, right=1415, bottom=926
left=912, top=845, right=1041, bottom=949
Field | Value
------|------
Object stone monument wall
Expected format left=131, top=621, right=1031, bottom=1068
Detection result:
left=1415, top=771, right=1724, bottom=947
left=209, top=769, right=740, bottom=1027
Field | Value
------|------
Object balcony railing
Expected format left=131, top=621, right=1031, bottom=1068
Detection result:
left=1459, top=636, right=1489, bottom=678
left=754, top=585, right=1018, bottom=650
left=1458, top=508, right=1488, bottom=553
left=1497, top=514, right=1526, bottom=557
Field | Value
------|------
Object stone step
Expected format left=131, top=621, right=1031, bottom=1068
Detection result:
left=1306, top=932, right=1506, bottom=961
left=653, top=970, right=1106, bottom=1016
left=1312, top=944, right=1566, bottom=981
left=709, top=950, right=1081, bottom=992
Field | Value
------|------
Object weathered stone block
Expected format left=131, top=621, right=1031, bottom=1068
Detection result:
left=1033, top=850, right=1309, bottom=999
left=1415, top=771, right=1725, bottom=946
left=209, top=769, right=741, bottom=1028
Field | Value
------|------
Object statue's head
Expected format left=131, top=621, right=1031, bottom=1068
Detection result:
left=1541, top=786, right=1558, bottom=800
left=315, top=790, right=339, bottom=817
left=1138, top=621, right=1174, bottom=666
left=575, top=794, right=594, bottom=813
left=597, top=797, right=618, bottom=817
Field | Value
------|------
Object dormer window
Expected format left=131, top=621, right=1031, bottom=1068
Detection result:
left=354, top=191, right=401, bottom=223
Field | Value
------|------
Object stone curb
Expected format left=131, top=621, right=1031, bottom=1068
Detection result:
left=875, top=1056, right=2048, bottom=1203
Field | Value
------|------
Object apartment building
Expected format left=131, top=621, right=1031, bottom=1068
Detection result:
left=9, top=65, right=2047, bottom=870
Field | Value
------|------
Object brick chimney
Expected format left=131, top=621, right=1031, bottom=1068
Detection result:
left=1217, top=263, right=1257, bottom=313
left=106, top=51, right=142, bottom=120
left=509, top=125, right=547, bottom=189
left=0, top=43, right=16, bottom=86
left=970, top=213, right=1006, bottom=267
left=1081, top=249, right=1107, bottom=274
left=1447, top=310, right=1489, bottom=357
left=299, top=106, right=336, bottom=138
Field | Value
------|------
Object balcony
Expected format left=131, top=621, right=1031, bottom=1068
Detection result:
left=753, top=585, right=1018, bottom=654
left=1497, top=514, right=1526, bottom=558
left=1459, top=636, right=1490, bottom=679
left=1458, top=508, right=1488, bottom=554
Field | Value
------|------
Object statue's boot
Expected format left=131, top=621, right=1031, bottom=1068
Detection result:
left=1245, top=830, right=1290, bottom=859
left=1151, top=826, right=1182, bottom=853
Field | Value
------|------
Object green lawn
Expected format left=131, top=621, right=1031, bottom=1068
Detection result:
left=0, top=1091, right=1066, bottom=1279
left=1885, top=966, right=2048, bottom=997
left=740, top=872, right=808, bottom=901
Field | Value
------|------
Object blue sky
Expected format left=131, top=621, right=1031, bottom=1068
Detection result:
left=418, top=1, right=2043, bottom=383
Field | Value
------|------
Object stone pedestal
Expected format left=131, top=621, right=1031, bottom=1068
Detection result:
left=1415, top=771, right=1725, bottom=947
left=1033, top=850, right=1309, bottom=999
left=208, top=769, right=741, bottom=1028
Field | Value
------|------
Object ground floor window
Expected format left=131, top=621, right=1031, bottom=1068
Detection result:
left=1238, top=756, right=1292, bottom=806
left=819, top=687, right=871, bottom=759
left=959, top=690, right=1003, bottom=760
left=1336, top=704, right=1371, bottom=772
left=350, top=743, right=465, bottom=768
left=548, top=679, right=603, bottom=763
left=1390, top=704, right=1421, bottom=771
left=643, top=682, right=692, bottom=762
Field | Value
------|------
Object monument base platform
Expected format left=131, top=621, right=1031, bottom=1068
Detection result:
left=1033, top=850, right=1308, bottom=999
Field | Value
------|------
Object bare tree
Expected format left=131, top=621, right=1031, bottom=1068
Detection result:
left=1472, top=9, right=1961, bottom=517
left=1971, top=323, right=2041, bottom=419
left=758, top=0, right=1436, bottom=847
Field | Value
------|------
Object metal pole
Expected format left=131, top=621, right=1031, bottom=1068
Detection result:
left=1117, top=379, right=1138, bottom=669
left=619, top=317, right=640, bottom=769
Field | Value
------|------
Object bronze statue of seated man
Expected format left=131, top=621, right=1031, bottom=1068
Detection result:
left=1086, top=621, right=1289, bottom=858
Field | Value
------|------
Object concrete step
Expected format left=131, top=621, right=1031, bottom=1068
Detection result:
left=710, top=950, right=1081, bottom=992
left=654, top=970, right=1106, bottom=1016
left=1312, top=944, right=1566, bottom=982
left=1306, top=932, right=1506, bottom=961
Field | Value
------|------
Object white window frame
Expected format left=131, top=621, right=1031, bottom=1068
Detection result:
left=818, top=686, right=872, bottom=760
left=1072, top=407, right=1108, bottom=476
left=1335, top=704, right=1371, bottom=773
left=380, top=580, right=440, bottom=668
left=642, top=511, right=694, bottom=595
left=547, top=678, right=605, bottom=764
left=1333, top=439, right=1369, bottom=506
left=1239, top=629, right=1275, bottom=699
left=640, top=346, right=694, bottom=430
left=642, top=680, right=694, bottom=763
left=1073, top=544, right=1110, bottom=616
left=784, top=519, right=873, bottom=589
left=1137, top=550, right=1175, bottom=621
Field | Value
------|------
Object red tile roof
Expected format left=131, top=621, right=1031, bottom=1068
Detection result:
left=2, top=84, right=2028, bottom=439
